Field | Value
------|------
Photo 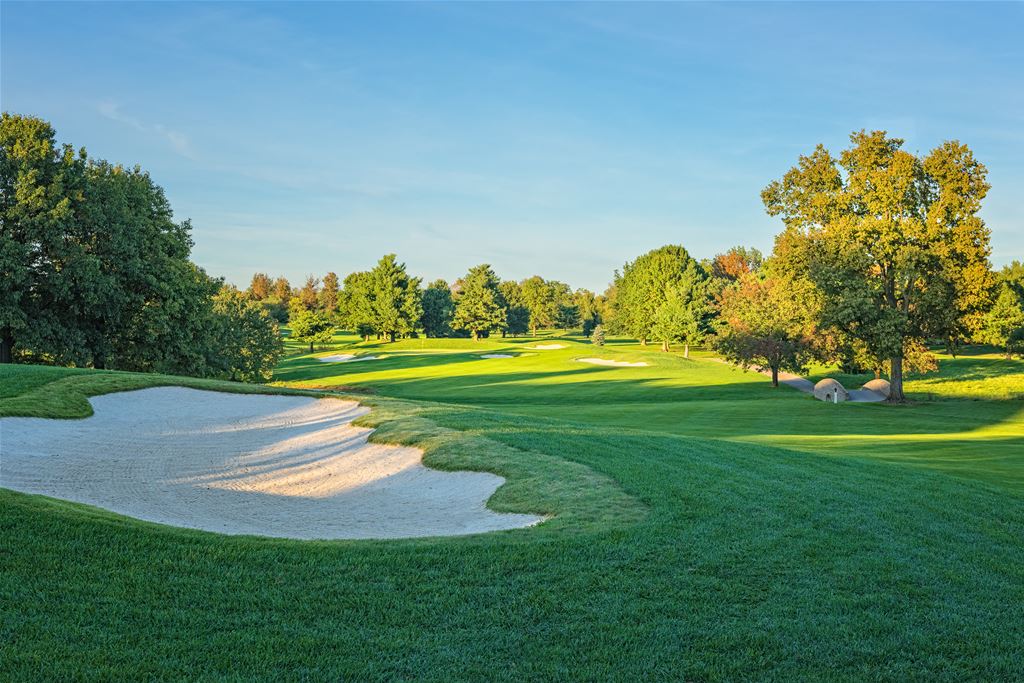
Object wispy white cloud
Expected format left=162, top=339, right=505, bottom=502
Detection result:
left=96, top=100, right=197, bottom=159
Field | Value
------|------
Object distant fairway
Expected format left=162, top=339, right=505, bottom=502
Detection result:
left=2, top=337, right=1023, bottom=680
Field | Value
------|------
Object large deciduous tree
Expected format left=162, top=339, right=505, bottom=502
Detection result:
left=452, top=264, right=506, bottom=340
left=617, top=245, right=710, bottom=347
left=289, top=308, right=335, bottom=353
left=715, top=272, right=818, bottom=387
left=762, top=130, right=993, bottom=401
left=211, top=286, right=283, bottom=381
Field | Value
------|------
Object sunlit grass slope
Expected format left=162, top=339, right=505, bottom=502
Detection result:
left=3, top=338, right=1023, bottom=680
left=275, top=336, right=1024, bottom=490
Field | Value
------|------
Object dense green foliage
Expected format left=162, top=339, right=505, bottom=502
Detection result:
left=3, top=340, right=1022, bottom=679
left=763, top=131, right=994, bottom=401
left=421, top=279, right=455, bottom=337
left=452, top=264, right=507, bottom=340
left=288, top=309, right=335, bottom=353
left=614, top=245, right=711, bottom=349
left=0, top=113, right=278, bottom=381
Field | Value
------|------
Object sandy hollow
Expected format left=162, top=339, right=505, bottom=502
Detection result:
left=0, top=387, right=542, bottom=540
left=479, top=354, right=514, bottom=359
left=577, top=358, right=649, bottom=367
left=317, top=354, right=379, bottom=363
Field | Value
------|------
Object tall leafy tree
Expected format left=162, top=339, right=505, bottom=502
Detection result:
left=573, top=289, right=601, bottom=336
left=452, top=264, right=506, bottom=340
left=499, top=280, right=530, bottom=337
left=289, top=309, right=335, bottom=353
left=341, top=271, right=375, bottom=340
left=520, top=275, right=557, bottom=335
left=715, top=272, right=817, bottom=387
left=981, top=285, right=1024, bottom=359
left=211, top=286, right=283, bottom=381
left=0, top=113, right=85, bottom=363
left=272, top=276, right=292, bottom=305
left=763, top=130, right=994, bottom=401
left=247, top=273, right=272, bottom=301
left=319, top=271, right=340, bottom=317
left=651, top=283, right=710, bottom=356
left=368, top=254, right=422, bottom=342
left=617, top=245, right=710, bottom=346
left=421, top=279, right=455, bottom=338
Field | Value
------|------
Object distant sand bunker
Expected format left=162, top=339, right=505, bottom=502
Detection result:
left=480, top=354, right=513, bottom=359
left=317, top=354, right=379, bottom=363
left=0, top=387, right=541, bottom=539
left=527, top=344, right=566, bottom=350
left=577, top=358, right=649, bottom=367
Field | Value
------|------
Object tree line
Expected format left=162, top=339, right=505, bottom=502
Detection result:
left=5, top=116, right=1022, bottom=400
left=1, top=113, right=282, bottom=380
left=247, top=259, right=607, bottom=348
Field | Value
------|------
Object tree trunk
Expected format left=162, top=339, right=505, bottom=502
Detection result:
left=874, top=368, right=881, bottom=380
left=389, top=331, right=396, bottom=342
left=684, top=343, right=690, bottom=359
left=771, top=366, right=779, bottom=387
left=472, top=330, right=479, bottom=341
left=661, top=340, right=669, bottom=352
left=0, top=332, right=12, bottom=364
left=640, top=338, right=647, bottom=346
left=309, top=341, right=314, bottom=353
left=889, top=355, right=905, bottom=402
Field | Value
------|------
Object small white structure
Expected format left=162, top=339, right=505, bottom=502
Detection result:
left=862, top=378, right=891, bottom=398
left=813, top=378, right=849, bottom=403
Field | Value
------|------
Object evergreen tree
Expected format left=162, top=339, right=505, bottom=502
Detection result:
left=591, top=324, right=605, bottom=346
left=421, top=279, right=455, bottom=337
left=320, top=271, right=340, bottom=318
left=368, top=254, right=422, bottom=342
left=341, top=271, right=375, bottom=340
left=499, top=280, right=530, bottom=337
left=452, top=264, right=507, bottom=340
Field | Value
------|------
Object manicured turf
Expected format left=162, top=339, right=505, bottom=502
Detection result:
left=2, top=339, right=1023, bottom=680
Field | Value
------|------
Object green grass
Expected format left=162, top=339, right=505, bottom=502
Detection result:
left=2, top=338, right=1023, bottom=680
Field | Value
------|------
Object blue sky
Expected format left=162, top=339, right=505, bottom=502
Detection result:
left=3, top=2, right=1022, bottom=291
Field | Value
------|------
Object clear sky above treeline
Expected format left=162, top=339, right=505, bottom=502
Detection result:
left=3, top=1, right=1022, bottom=291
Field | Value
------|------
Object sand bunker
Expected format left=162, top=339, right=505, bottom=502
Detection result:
left=0, top=387, right=541, bottom=540
left=317, top=354, right=379, bottom=363
left=527, top=344, right=566, bottom=350
left=479, top=354, right=513, bottom=359
left=578, top=358, right=649, bottom=368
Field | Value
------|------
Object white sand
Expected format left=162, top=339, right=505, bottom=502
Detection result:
left=577, top=358, right=649, bottom=367
left=317, top=354, right=379, bottom=363
left=527, top=344, right=566, bottom=350
left=0, top=387, right=542, bottom=540
left=479, top=354, right=513, bottom=359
